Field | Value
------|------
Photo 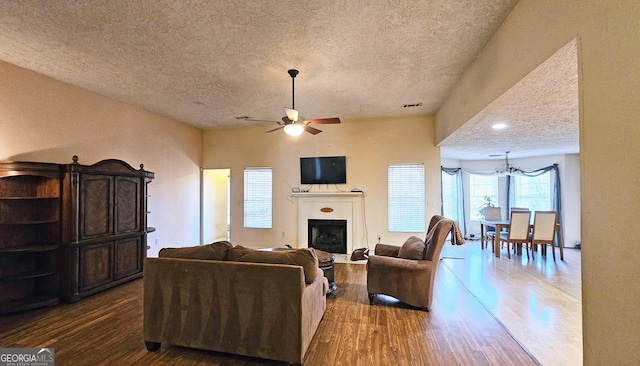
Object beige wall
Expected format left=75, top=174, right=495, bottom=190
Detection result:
left=203, top=115, right=441, bottom=248
left=436, top=1, right=640, bottom=363
left=0, top=60, right=202, bottom=258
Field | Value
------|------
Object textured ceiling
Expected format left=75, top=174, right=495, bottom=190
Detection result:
left=439, top=39, right=579, bottom=160
left=0, top=1, right=578, bottom=160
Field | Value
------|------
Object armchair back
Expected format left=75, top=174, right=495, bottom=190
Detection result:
left=367, top=217, right=455, bottom=310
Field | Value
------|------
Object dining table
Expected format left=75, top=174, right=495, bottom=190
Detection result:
left=480, top=219, right=564, bottom=258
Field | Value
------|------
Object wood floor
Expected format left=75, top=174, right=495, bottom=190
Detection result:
left=440, top=241, right=583, bottom=366
left=0, top=253, right=542, bottom=366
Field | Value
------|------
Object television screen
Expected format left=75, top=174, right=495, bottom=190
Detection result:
left=300, top=156, right=346, bottom=185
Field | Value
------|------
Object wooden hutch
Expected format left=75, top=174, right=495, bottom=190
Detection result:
left=0, top=156, right=153, bottom=312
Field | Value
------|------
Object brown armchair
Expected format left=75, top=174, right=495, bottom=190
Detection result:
left=366, top=217, right=454, bottom=311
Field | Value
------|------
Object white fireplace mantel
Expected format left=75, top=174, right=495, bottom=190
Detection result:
left=294, top=192, right=364, bottom=254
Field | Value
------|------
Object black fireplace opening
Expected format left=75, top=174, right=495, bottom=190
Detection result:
left=308, top=219, right=347, bottom=254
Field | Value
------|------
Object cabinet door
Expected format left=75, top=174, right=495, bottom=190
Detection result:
left=79, top=242, right=113, bottom=292
left=114, top=177, right=141, bottom=235
left=115, top=236, right=142, bottom=279
left=79, top=174, right=114, bottom=240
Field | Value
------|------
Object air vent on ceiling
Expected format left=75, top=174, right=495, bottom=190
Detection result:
left=403, top=103, right=423, bottom=108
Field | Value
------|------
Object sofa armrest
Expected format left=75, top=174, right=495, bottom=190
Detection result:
left=300, top=268, right=328, bottom=358
left=367, top=255, right=432, bottom=272
left=374, top=243, right=401, bottom=257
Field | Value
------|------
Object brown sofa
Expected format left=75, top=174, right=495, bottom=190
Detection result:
left=143, top=243, right=328, bottom=364
left=366, top=217, right=454, bottom=311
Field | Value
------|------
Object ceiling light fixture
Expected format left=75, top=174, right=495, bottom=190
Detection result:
left=492, top=122, right=507, bottom=130
left=495, top=151, right=521, bottom=176
left=284, top=123, right=304, bottom=136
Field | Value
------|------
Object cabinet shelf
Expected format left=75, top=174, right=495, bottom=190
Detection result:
left=0, top=219, right=59, bottom=225
left=0, top=196, right=59, bottom=200
left=0, top=269, right=57, bottom=282
left=0, top=295, right=59, bottom=314
left=0, top=161, right=61, bottom=313
left=0, top=244, right=59, bottom=253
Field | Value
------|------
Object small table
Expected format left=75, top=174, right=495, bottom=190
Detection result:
left=259, top=247, right=337, bottom=294
left=481, top=219, right=510, bottom=258
left=315, top=249, right=337, bottom=294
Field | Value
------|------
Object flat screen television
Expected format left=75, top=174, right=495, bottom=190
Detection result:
left=300, top=156, right=346, bottom=185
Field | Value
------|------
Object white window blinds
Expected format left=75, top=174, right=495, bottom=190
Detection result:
left=388, top=164, right=425, bottom=232
left=244, top=168, right=272, bottom=228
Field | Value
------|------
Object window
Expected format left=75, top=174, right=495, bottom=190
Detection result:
left=469, top=174, right=498, bottom=221
left=388, top=164, right=425, bottom=232
left=244, top=168, right=272, bottom=228
left=514, top=172, right=552, bottom=212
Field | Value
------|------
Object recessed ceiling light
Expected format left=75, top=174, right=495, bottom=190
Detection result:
left=491, top=123, right=507, bottom=130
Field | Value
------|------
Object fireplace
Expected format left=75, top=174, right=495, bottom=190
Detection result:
left=294, top=192, right=364, bottom=255
left=308, top=219, right=347, bottom=254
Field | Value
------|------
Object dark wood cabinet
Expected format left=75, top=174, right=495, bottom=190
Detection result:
left=0, top=162, right=62, bottom=313
left=61, top=157, right=153, bottom=303
left=0, top=157, right=152, bottom=310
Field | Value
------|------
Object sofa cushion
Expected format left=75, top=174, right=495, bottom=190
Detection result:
left=398, top=236, right=427, bottom=260
left=227, top=246, right=318, bottom=284
left=159, top=240, right=233, bottom=260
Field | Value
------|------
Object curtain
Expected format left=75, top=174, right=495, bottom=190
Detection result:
left=441, top=167, right=466, bottom=235
left=506, top=164, right=562, bottom=226
left=441, top=164, right=562, bottom=239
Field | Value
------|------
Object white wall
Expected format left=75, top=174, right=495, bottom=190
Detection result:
left=202, top=115, right=441, bottom=249
left=0, top=60, right=202, bottom=258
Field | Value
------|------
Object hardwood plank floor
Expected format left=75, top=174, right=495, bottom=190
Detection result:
left=440, top=241, right=582, bottom=366
left=0, top=258, right=539, bottom=365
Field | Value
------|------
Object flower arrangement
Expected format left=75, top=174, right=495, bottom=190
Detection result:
left=477, top=195, right=495, bottom=219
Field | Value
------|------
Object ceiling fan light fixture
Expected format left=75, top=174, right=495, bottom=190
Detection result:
left=284, top=123, right=304, bottom=136
left=285, top=107, right=299, bottom=122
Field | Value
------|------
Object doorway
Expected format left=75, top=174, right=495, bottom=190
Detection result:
left=202, top=169, right=230, bottom=243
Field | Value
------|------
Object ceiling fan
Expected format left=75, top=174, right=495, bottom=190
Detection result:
left=237, top=69, right=341, bottom=136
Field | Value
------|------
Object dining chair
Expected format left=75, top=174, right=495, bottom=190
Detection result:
left=510, top=207, right=529, bottom=212
left=499, top=210, right=531, bottom=259
left=504, top=207, right=531, bottom=248
left=530, top=211, right=562, bottom=261
left=483, top=207, right=502, bottom=251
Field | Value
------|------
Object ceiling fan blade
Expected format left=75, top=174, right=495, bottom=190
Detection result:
left=305, top=117, right=341, bottom=125
left=265, top=126, right=285, bottom=133
left=282, top=116, right=293, bottom=124
left=285, top=108, right=299, bottom=122
left=241, top=118, right=283, bottom=124
left=304, top=126, right=322, bottom=135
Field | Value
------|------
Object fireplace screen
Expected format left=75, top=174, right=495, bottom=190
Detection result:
left=308, top=219, right=347, bottom=254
